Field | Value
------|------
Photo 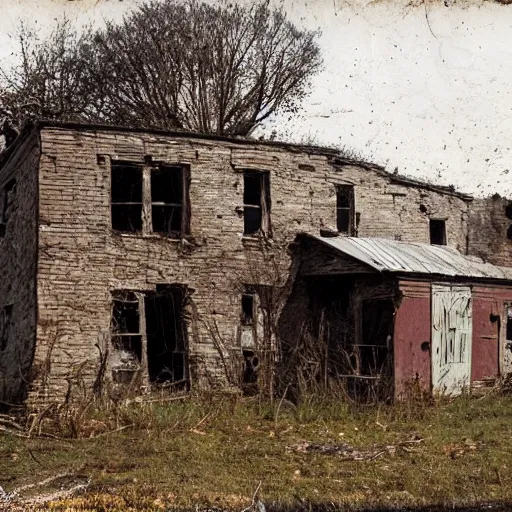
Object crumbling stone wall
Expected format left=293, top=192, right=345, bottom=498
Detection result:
left=468, top=195, right=512, bottom=267
left=26, top=126, right=470, bottom=404
left=0, top=132, right=39, bottom=406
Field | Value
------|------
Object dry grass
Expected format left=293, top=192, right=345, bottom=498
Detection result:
left=1, top=393, right=512, bottom=511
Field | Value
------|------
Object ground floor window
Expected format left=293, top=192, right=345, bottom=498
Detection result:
left=110, top=286, right=188, bottom=387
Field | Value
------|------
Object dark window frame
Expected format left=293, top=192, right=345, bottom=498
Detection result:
left=429, top=218, right=447, bottom=246
left=243, top=171, right=271, bottom=237
left=110, top=159, right=190, bottom=238
left=111, top=291, right=143, bottom=363
left=336, top=184, right=355, bottom=235
left=110, top=288, right=189, bottom=387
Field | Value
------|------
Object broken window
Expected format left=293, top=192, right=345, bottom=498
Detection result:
left=336, top=185, right=354, bottom=234
left=151, top=166, right=187, bottom=237
left=0, top=179, right=16, bottom=238
left=111, top=160, right=189, bottom=237
left=0, top=305, right=13, bottom=351
left=111, top=162, right=143, bottom=233
left=145, top=286, right=187, bottom=384
left=111, top=291, right=143, bottom=383
left=241, top=294, right=255, bottom=326
left=240, top=291, right=259, bottom=394
left=110, top=287, right=188, bottom=387
left=430, top=219, right=447, bottom=245
left=243, top=171, right=270, bottom=236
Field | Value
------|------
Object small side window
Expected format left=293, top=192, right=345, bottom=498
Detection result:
left=336, top=185, right=354, bottom=234
left=243, top=171, right=270, bottom=236
left=430, top=219, right=447, bottom=246
left=241, top=294, right=255, bottom=326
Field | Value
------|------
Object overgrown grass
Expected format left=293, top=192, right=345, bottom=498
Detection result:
left=2, top=393, right=512, bottom=511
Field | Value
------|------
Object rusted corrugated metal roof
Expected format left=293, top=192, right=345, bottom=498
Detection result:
left=310, top=235, right=512, bottom=281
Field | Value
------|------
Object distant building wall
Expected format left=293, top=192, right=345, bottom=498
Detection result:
left=468, top=195, right=512, bottom=267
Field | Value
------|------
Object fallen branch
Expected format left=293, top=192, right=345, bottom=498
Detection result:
left=241, top=481, right=263, bottom=512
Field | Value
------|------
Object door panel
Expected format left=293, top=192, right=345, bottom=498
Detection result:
left=431, top=284, right=472, bottom=395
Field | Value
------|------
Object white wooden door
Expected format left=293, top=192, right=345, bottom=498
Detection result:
left=431, top=284, right=472, bottom=395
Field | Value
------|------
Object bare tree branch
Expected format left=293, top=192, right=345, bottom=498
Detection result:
left=0, top=0, right=322, bottom=141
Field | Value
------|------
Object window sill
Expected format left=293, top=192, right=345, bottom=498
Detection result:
left=112, top=231, right=182, bottom=242
left=242, top=234, right=274, bottom=247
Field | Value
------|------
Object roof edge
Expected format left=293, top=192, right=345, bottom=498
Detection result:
left=0, top=120, right=474, bottom=201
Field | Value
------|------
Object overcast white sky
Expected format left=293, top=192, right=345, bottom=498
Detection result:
left=1, top=0, right=511, bottom=197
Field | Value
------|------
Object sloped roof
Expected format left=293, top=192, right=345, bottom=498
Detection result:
left=309, top=235, right=512, bottom=281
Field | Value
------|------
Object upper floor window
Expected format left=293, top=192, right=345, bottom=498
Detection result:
left=243, top=171, right=270, bottom=236
left=429, top=219, right=447, bottom=245
left=336, top=184, right=354, bottom=235
left=111, top=161, right=189, bottom=238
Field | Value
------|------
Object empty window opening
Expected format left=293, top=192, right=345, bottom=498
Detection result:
left=430, top=219, right=447, bottom=245
left=0, top=179, right=16, bottom=238
left=336, top=185, right=354, bottom=234
left=145, top=286, right=187, bottom=385
left=0, top=305, right=13, bottom=351
left=111, top=162, right=143, bottom=233
left=111, top=292, right=142, bottom=383
left=241, top=294, right=255, bottom=326
left=505, top=202, right=512, bottom=220
left=151, top=166, right=184, bottom=237
left=111, top=160, right=189, bottom=237
left=507, top=225, right=512, bottom=241
left=243, top=171, right=270, bottom=236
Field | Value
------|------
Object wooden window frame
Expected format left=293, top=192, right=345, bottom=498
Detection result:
left=110, top=159, right=190, bottom=238
left=243, top=171, right=271, bottom=237
left=336, top=184, right=355, bottom=235
left=429, top=218, right=447, bottom=246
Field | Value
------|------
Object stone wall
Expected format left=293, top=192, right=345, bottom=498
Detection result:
left=468, top=195, right=512, bottom=267
left=28, top=126, right=471, bottom=404
left=0, top=132, right=39, bottom=406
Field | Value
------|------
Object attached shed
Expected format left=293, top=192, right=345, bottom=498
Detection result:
left=295, top=234, right=512, bottom=400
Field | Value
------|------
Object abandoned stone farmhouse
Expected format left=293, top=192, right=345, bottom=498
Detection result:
left=1, top=121, right=512, bottom=408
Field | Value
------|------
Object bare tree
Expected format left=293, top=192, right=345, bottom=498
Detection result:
left=91, top=0, right=322, bottom=135
left=0, top=20, right=97, bottom=130
left=0, top=0, right=322, bottom=142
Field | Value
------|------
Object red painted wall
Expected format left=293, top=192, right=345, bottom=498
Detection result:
left=471, top=286, right=512, bottom=382
left=393, top=281, right=431, bottom=398
left=393, top=283, right=512, bottom=396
